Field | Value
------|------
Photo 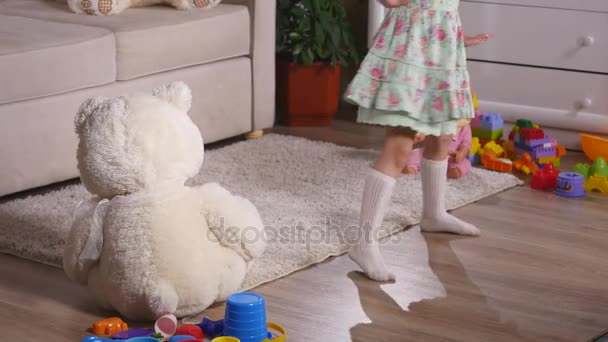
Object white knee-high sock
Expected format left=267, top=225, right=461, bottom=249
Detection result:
left=348, top=168, right=396, bottom=281
left=420, top=158, right=480, bottom=236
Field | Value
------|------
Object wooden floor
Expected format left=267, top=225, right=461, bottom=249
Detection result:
left=1, top=121, right=607, bottom=342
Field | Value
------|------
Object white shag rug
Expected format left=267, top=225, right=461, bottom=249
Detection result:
left=0, top=134, right=522, bottom=290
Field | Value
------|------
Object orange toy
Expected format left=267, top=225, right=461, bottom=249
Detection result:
left=92, top=317, right=128, bottom=336
left=581, top=134, right=608, bottom=161
left=513, top=153, right=539, bottom=175
left=481, top=151, right=513, bottom=173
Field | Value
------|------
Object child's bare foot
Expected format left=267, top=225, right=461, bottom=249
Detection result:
left=348, top=242, right=396, bottom=281
left=447, top=168, right=462, bottom=179
left=402, top=166, right=418, bottom=175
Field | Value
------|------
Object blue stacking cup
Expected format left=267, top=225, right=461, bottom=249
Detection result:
left=223, top=292, right=268, bottom=342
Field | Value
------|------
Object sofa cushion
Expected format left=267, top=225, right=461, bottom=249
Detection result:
left=0, top=1, right=250, bottom=80
left=0, top=14, right=116, bottom=104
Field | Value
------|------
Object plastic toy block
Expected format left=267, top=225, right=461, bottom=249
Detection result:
left=520, top=128, right=545, bottom=140
left=514, top=142, right=532, bottom=152
left=467, top=154, right=480, bottom=165
left=481, top=141, right=504, bottom=157
left=554, top=172, right=586, bottom=197
left=503, top=141, right=516, bottom=160
left=592, top=157, right=608, bottom=177
left=523, top=135, right=551, bottom=147
left=585, top=176, right=608, bottom=194
left=92, top=318, right=128, bottom=336
left=573, top=163, right=591, bottom=179
left=472, top=127, right=503, bottom=140
left=472, top=92, right=479, bottom=111
left=471, top=111, right=482, bottom=128
left=538, top=156, right=559, bottom=165
left=515, top=119, right=533, bottom=128
left=513, top=153, right=539, bottom=175
left=556, top=146, right=567, bottom=157
left=532, top=124, right=540, bottom=129
left=535, top=147, right=557, bottom=159
left=470, top=137, right=481, bottom=155
left=479, top=112, right=504, bottom=131
left=508, top=130, right=516, bottom=142
left=481, top=151, right=513, bottom=173
left=531, top=164, right=559, bottom=190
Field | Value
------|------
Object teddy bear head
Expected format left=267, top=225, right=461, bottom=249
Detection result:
left=74, top=82, right=204, bottom=198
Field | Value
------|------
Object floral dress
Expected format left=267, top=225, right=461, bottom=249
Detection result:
left=344, top=0, right=473, bottom=136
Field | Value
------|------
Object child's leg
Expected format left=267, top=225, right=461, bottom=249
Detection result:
left=420, top=135, right=480, bottom=235
left=349, top=127, right=416, bottom=281
left=402, top=148, right=423, bottom=174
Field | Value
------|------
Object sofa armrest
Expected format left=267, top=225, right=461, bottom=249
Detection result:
left=223, top=0, right=276, bottom=130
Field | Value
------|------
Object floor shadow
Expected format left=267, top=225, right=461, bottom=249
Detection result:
left=349, top=234, right=525, bottom=342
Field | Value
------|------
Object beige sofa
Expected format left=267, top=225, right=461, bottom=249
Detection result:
left=0, top=0, right=275, bottom=196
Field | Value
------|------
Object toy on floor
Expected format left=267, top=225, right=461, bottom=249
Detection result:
left=113, top=330, right=155, bottom=339
left=572, top=157, right=608, bottom=194
left=580, top=134, right=608, bottom=162
left=92, top=317, right=128, bottom=336
left=506, top=119, right=566, bottom=168
left=472, top=112, right=504, bottom=140
left=404, top=118, right=473, bottom=179
left=63, top=82, right=266, bottom=320
left=531, top=164, right=559, bottom=190
left=67, top=0, right=221, bottom=16
left=481, top=150, right=513, bottom=173
left=200, top=292, right=286, bottom=342
left=554, top=173, right=586, bottom=197
left=513, top=153, right=539, bottom=176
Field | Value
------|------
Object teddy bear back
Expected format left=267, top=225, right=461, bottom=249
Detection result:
left=74, top=82, right=205, bottom=199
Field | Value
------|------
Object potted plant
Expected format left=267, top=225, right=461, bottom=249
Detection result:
left=276, top=0, right=360, bottom=126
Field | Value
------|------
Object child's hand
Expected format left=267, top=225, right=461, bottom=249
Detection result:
left=454, top=146, right=469, bottom=162
left=380, top=0, right=407, bottom=8
left=464, top=33, right=493, bottom=47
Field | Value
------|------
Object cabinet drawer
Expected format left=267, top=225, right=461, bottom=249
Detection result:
left=468, top=61, right=608, bottom=133
left=462, top=0, right=608, bottom=13
left=460, top=2, right=608, bottom=73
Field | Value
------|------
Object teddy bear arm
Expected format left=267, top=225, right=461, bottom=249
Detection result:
left=197, top=183, right=266, bottom=262
left=63, top=197, right=101, bottom=285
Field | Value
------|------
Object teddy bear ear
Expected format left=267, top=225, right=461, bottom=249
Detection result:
left=74, top=96, right=109, bottom=133
left=152, top=81, right=192, bottom=113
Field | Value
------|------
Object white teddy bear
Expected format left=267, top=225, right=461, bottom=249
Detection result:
left=63, top=82, right=266, bottom=320
left=66, top=0, right=222, bottom=15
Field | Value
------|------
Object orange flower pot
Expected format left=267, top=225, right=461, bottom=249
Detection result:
left=277, top=61, right=341, bottom=126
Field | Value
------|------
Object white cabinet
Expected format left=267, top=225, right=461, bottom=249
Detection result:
left=461, top=0, right=608, bottom=149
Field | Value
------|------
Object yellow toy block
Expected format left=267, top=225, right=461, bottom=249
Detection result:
left=481, top=141, right=504, bottom=158
left=538, top=156, right=559, bottom=165
left=585, top=176, right=608, bottom=194
left=470, top=137, right=481, bottom=155
left=472, top=92, right=479, bottom=111
left=532, top=124, right=540, bottom=129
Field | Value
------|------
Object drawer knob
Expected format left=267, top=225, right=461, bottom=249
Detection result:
left=578, top=36, right=595, bottom=47
left=574, top=98, right=592, bottom=110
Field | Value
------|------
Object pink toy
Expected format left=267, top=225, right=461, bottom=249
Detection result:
left=404, top=123, right=472, bottom=179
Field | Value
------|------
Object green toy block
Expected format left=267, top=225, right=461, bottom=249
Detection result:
left=592, top=157, right=608, bottom=177
left=552, top=159, right=561, bottom=168
left=573, top=163, right=591, bottom=179
left=515, top=119, right=533, bottom=128
left=472, top=128, right=503, bottom=140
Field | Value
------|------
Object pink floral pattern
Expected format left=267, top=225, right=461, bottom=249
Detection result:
left=344, top=0, right=473, bottom=134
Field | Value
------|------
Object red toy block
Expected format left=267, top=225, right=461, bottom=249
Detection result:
left=520, top=128, right=544, bottom=140
left=531, top=164, right=559, bottom=190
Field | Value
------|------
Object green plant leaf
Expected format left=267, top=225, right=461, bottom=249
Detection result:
left=289, top=32, right=302, bottom=40
left=303, top=48, right=314, bottom=64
